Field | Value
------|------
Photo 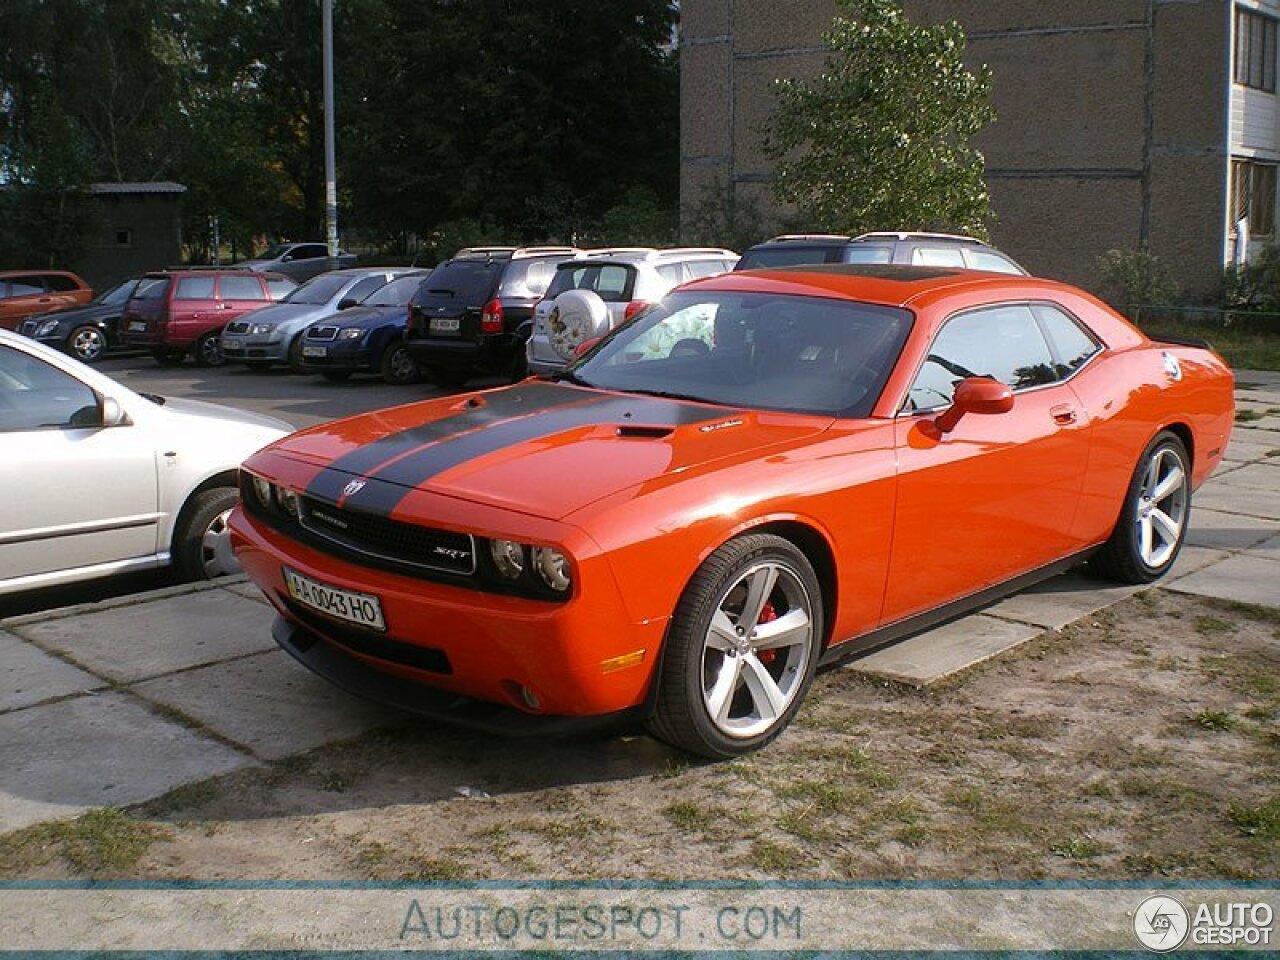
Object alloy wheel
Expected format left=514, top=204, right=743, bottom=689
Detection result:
left=1135, top=445, right=1188, bottom=569
left=70, top=327, right=106, bottom=362
left=700, top=561, right=814, bottom=738
left=199, top=507, right=240, bottom=578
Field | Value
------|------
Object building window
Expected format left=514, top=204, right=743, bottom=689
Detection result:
left=115, top=229, right=132, bottom=247
left=1231, top=159, right=1277, bottom=237
left=1236, top=7, right=1278, bottom=92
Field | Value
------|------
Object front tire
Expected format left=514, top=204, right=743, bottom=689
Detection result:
left=380, top=342, right=420, bottom=385
left=1093, top=430, right=1191, bottom=583
left=67, top=325, right=108, bottom=363
left=648, top=534, right=823, bottom=758
left=173, top=487, right=240, bottom=581
left=287, top=334, right=307, bottom=374
left=194, top=332, right=225, bottom=367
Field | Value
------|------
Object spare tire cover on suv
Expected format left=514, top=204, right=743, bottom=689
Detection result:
left=548, top=289, right=610, bottom=361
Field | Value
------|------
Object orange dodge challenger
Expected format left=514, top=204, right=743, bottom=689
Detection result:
left=232, top=266, right=1234, bottom=757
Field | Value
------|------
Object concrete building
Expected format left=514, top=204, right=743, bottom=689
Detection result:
left=80, top=181, right=186, bottom=288
left=680, top=1, right=1272, bottom=300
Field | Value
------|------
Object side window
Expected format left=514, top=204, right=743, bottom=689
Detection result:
left=908, top=304, right=1058, bottom=410
left=266, top=277, right=295, bottom=300
left=964, top=249, right=1023, bottom=274
left=344, top=276, right=386, bottom=303
left=500, top=259, right=558, bottom=298
left=1033, top=303, right=1102, bottom=376
left=843, top=246, right=893, bottom=265
left=297, top=245, right=329, bottom=260
left=592, top=265, right=631, bottom=299
left=174, top=276, right=216, bottom=300
left=6, top=277, right=44, bottom=297
left=655, top=263, right=684, bottom=286
left=0, top=345, right=100, bottom=432
left=912, top=246, right=967, bottom=268
left=219, top=275, right=268, bottom=300
left=684, top=260, right=729, bottom=280
left=45, top=274, right=81, bottom=292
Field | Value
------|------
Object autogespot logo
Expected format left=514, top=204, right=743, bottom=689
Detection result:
left=1133, top=895, right=1191, bottom=952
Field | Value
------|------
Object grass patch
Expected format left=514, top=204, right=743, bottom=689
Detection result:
left=0, top=808, right=171, bottom=876
left=1206, top=598, right=1280, bottom=626
left=513, top=814, right=616, bottom=841
left=399, top=856, right=469, bottom=881
left=663, top=801, right=715, bottom=833
left=894, top=824, right=930, bottom=847
left=1193, top=709, right=1239, bottom=732
left=776, top=779, right=860, bottom=813
left=1228, top=794, right=1280, bottom=838
left=1194, top=615, right=1238, bottom=636
left=1236, top=409, right=1266, bottom=423
left=748, top=838, right=802, bottom=872
left=1050, top=835, right=1106, bottom=860
left=140, top=777, right=223, bottom=817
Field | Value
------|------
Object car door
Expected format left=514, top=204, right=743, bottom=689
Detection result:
left=0, top=343, right=159, bottom=583
left=0, top=276, right=51, bottom=329
left=883, top=302, right=1092, bottom=623
left=217, top=273, right=272, bottom=322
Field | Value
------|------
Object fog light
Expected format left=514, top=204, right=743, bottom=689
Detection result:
left=533, top=547, right=571, bottom=592
left=490, top=539, right=526, bottom=579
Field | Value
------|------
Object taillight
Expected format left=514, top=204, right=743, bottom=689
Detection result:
left=623, top=300, right=652, bottom=322
left=480, top=298, right=504, bottom=334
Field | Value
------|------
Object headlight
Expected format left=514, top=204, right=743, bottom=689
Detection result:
left=275, top=487, right=301, bottom=518
left=36, top=320, right=60, bottom=337
left=250, top=324, right=272, bottom=335
left=251, top=475, right=274, bottom=510
left=490, top=539, right=526, bottom=579
left=533, top=546, right=571, bottom=592
left=338, top=328, right=364, bottom=340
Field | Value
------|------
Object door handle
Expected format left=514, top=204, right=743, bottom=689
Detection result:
left=1051, top=404, right=1077, bottom=425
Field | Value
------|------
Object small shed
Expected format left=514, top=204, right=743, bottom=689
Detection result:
left=81, top=181, right=186, bottom=288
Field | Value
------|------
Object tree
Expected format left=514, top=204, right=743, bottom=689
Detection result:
left=764, top=0, right=995, bottom=238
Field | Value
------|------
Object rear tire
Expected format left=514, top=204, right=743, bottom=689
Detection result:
left=193, top=332, right=225, bottom=367
left=380, top=342, right=420, bottom=385
left=1092, top=430, right=1191, bottom=584
left=647, top=534, right=823, bottom=758
left=173, top=487, right=240, bottom=581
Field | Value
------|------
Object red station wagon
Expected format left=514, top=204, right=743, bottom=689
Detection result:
left=120, top=269, right=295, bottom=366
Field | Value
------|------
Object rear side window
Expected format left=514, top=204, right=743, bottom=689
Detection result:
left=912, top=246, right=967, bottom=268
left=219, top=276, right=267, bottom=300
left=965, top=249, right=1024, bottom=274
left=294, top=245, right=328, bottom=260
left=174, top=277, right=216, bottom=300
left=684, top=260, right=731, bottom=280
left=416, top=260, right=503, bottom=306
left=1033, top=303, right=1101, bottom=375
left=46, top=275, right=82, bottom=292
left=842, top=246, right=893, bottom=265
left=499, top=258, right=559, bottom=299
left=737, top=246, right=844, bottom=270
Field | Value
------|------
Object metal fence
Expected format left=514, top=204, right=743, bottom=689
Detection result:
left=1119, top=303, right=1280, bottom=333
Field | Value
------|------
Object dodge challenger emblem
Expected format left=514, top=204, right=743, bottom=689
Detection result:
left=342, top=479, right=367, bottom=497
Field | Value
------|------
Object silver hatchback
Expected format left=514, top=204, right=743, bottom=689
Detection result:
left=526, top=247, right=738, bottom=375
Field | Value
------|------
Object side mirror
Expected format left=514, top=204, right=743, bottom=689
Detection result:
left=337, top=298, right=358, bottom=310
left=934, top=377, right=1013, bottom=433
left=574, top=336, right=602, bottom=359
left=101, top=396, right=129, bottom=427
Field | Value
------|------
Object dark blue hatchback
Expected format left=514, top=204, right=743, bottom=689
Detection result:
left=299, top=271, right=431, bottom=384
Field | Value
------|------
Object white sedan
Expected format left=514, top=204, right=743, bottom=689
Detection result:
left=0, top=329, right=290, bottom=596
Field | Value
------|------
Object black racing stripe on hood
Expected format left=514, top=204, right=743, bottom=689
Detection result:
left=305, top=382, right=591, bottom=503
left=339, top=394, right=738, bottom=517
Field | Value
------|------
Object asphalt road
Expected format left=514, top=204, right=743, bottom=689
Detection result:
left=0, top=351, right=478, bottom=618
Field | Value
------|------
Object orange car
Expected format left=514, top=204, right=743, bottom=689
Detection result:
left=231, top=266, right=1235, bottom=757
left=0, top=270, right=93, bottom=330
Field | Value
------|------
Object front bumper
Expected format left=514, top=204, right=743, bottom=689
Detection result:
left=222, top=334, right=286, bottom=361
left=299, top=339, right=375, bottom=372
left=230, top=507, right=666, bottom=719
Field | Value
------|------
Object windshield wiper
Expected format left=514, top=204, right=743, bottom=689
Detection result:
left=548, top=369, right=594, bottom=387
left=620, top=387, right=712, bottom=404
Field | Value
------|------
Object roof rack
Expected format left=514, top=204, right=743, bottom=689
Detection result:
left=766, top=233, right=852, bottom=243
left=854, top=231, right=984, bottom=243
left=511, top=246, right=580, bottom=258
left=453, top=246, right=517, bottom=258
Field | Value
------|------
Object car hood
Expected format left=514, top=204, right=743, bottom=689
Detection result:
left=268, top=381, right=831, bottom=520
left=150, top=395, right=293, bottom=433
left=27, top=302, right=117, bottom=326
left=236, top=302, right=331, bottom=328
left=320, top=304, right=403, bottom=328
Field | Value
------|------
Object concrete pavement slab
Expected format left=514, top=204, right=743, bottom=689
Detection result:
left=219, top=582, right=270, bottom=605
left=0, top=630, right=101, bottom=713
left=1245, top=533, right=1280, bottom=561
left=1164, top=546, right=1232, bottom=580
left=1222, top=441, right=1277, bottom=464
left=1193, top=483, right=1280, bottom=521
left=1228, top=426, right=1280, bottom=447
left=1186, top=507, right=1280, bottom=550
left=1212, top=462, right=1280, bottom=491
left=131, top=650, right=400, bottom=761
left=1165, top=554, right=1280, bottom=608
left=848, top=615, right=1041, bottom=687
left=13, top=589, right=275, bottom=684
left=0, top=691, right=252, bottom=832
left=983, top=573, right=1141, bottom=630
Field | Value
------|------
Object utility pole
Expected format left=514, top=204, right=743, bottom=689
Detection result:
left=322, top=0, right=339, bottom=256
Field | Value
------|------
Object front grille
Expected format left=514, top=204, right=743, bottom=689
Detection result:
left=308, top=325, right=338, bottom=341
left=281, top=597, right=452, bottom=674
left=225, top=321, right=250, bottom=334
left=299, top=497, right=476, bottom=576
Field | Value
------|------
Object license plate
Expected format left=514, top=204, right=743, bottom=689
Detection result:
left=302, top=345, right=327, bottom=357
left=283, top=567, right=385, bottom=632
left=430, top=316, right=461, bottom=334
left=221, top=340, right=242, bottom=351
left=127, top=321, right=146, bottom=332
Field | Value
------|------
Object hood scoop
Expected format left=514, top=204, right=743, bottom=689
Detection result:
left=615, top=424, right=674, bottom=440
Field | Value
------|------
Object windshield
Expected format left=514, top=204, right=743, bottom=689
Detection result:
left=366, top=274, right=427, bottom=306
left=95, top=279, right=132, bottom=306
left=285, top=273, right=351, bottom=305
left=570, top=291, right=912, bottom=417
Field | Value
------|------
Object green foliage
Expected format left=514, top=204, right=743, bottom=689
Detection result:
left=1222, top=244, right=1280, bottom=311
left=681, top=176, right=767, bottom=252
left=1097, top=248, right=1181, bottom=306
left=764, top=0, right=995, bottom=237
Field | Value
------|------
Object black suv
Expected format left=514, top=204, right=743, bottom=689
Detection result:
left=735, top=232, right=1027, bottom=274
left=405, top=246, right=578, bottom=386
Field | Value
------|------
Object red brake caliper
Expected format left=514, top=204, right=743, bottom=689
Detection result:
left=757, top=601, right=779, bottom=664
